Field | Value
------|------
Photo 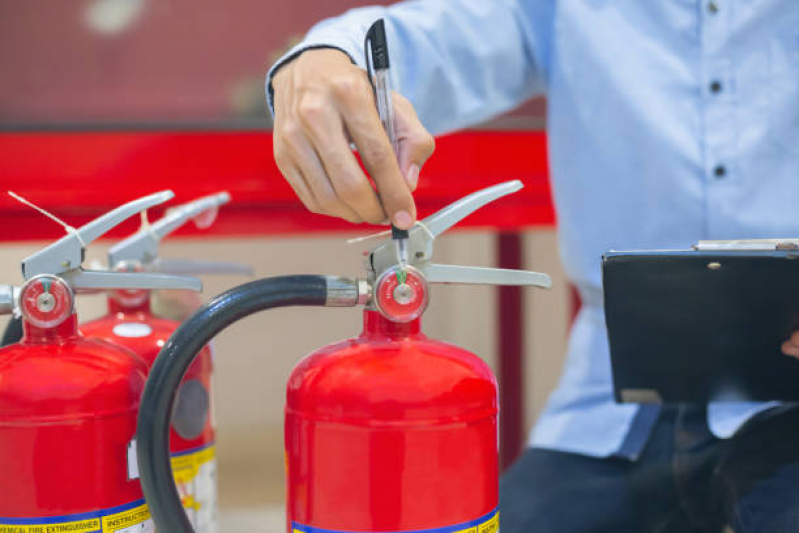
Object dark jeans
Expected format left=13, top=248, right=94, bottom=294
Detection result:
left=500, top=405, right=799, bottom=533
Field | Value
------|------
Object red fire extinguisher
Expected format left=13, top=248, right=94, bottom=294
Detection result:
left=81, top=192, right=252, bottom=533
left=0, top=191, right=202, bottom=532
left=137, top=181, right=551, bottom=533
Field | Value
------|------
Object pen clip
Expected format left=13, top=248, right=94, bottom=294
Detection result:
left=364, top=19, right=390, bottom=89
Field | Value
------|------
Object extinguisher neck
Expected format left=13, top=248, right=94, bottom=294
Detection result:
left=107, top=293, right=152, bottom=315
left=362, top=309, right=421, bottom=338
left=23, top=313, right=80, bottom=343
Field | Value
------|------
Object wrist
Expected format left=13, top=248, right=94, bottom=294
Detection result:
left=268, top=45, right=355, bottom=115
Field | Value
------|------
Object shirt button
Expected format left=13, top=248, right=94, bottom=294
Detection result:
left=708, top=1, right=719, bottom=14
left=710, top=80, right=722, bottom=93
left=714, top=165, right=726, bottom=178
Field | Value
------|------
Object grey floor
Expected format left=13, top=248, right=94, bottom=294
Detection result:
left=217, top=455, right=286, bottom=533
left=219, top=507, right=285, bottom=533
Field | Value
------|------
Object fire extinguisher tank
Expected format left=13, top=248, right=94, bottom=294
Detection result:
left=136, top=182, right=550, bottom=533
left=286, top=310, right=498, bottom=532
left=0, top=314, right=148, bottom=516
left=81, top=298, right=215, bottom=451
left=0, top=190, right=201, bottom=530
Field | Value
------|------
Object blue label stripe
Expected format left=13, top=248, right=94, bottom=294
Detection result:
left=291, top=506, right=498, bottom=533
left=170, top=440, right=216, bottom=458
left=0, top=498, right=145, bottom=526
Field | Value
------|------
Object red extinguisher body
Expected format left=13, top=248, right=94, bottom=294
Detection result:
left=0, top=314, right=152, bottom=530
left=81, top=295, right=217, bottom=531
left=286, top=310, right=499, bottom=533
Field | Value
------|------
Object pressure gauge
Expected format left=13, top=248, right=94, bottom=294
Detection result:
left=374, top=266, right=429, bottom=323
left=19, top=274, right=74, bottom=329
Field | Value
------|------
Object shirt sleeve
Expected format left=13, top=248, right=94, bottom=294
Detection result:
left=266, top=0, right=554, bottom=135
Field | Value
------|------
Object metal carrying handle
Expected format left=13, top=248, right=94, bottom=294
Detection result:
left=108, top=192, right=231, bottom=267
left=150, top=258, right=254, bottom=276
left=22, top=191, right=175, bottom=280
left=422, top=264, right=552, bottom=288
left=62, top=270, right=202, bottom=292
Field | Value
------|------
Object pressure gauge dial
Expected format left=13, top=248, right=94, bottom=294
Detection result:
left=374, top=266, right=428, bottom=323
left=19, top=274, right=74, bottom=329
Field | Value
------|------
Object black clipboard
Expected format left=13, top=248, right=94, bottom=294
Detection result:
left=603, top=245, right=799, bottom=403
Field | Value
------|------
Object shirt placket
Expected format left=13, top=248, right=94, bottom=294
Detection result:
left=701, top=0, right=737, bottom=238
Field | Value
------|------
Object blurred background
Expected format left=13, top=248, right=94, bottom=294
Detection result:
left=0, top=1, right=566, bottom=531
left=0, top=0, right=545, bottom=128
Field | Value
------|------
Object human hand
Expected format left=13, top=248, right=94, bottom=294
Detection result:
left=271, top=49, right=435, bottom=228
left=781, top=331, right=799, bottom=358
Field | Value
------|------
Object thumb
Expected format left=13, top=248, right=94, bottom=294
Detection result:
left=394, top=93, right=435, bottom=192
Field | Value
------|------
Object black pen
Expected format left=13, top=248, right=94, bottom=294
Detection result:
left=366, top=19, right=410, bottom=280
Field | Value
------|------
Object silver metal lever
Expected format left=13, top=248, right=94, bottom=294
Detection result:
left=63, top=270, right=202, bottom=292
left=422, top=264, right=552, bottom=288
left=18, top=191, right=203, bottom=294
left=367, top=180, right=550, bottom=291
left=421, top=180, right=522, bottom=238
left=151, top=258, right=254, bottom=276
left=108, top=192, right=231, bottom=267
left=22, top=191, right=175, bottom=280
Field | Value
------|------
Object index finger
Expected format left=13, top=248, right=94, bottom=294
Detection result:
left=336, top=90, right=416, bottom=229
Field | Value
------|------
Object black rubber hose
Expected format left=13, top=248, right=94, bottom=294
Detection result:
left=137, top=275, right=329, bottom=533
left=1, top=316, right=23, bottom=347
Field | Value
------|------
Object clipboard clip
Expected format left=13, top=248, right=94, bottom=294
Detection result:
left=693, top=239, right=799, bottom=252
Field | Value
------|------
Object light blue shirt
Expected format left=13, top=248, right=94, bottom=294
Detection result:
left=268, top=0, right=799, bottom=458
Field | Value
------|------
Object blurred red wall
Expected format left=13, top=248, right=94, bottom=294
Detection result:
left=0, top=0, right=392, bottom=124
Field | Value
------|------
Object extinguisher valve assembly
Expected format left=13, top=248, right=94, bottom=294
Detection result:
left=137, top=180, right=552, bottom=533
left=366, top=179, right=551, bottom=322
left=0, top=190, right=204, bottom=325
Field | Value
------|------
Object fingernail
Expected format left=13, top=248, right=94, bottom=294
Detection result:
left=394, top=210, right=413, bottom=229
left=406, top=164, right=420, bottom=190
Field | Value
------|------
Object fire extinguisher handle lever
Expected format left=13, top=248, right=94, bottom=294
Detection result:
left=22, top=190, right=175, bottom=280
left=420, top=180, right=523, bottom=238
left=367, top=180, right=535, bottom=281
left=18, top=190, right=204, bottom=293
left=150, top=192, right=230, bottom=238
left=422, top=264, right=552, bottom=289
left=108, top=191, right=231, bottom=267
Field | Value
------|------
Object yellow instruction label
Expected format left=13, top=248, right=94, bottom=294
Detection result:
left=0, top=499, right=151, bottom=533
left=101, top=503, right=150, bottom=532
left=170, top=445, right=216, bottom=485
left=478, top=511, right=499, bottom=533
left=0, top=519, right=101, bottom=533
left=0, top=446, right=215, bottom=533
left=292, top=507, right=498, bottom=533
left=170, top=444, right=218, bottom=533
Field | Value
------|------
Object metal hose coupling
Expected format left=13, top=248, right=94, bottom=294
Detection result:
left=325, top=276, right=371, bottom=307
